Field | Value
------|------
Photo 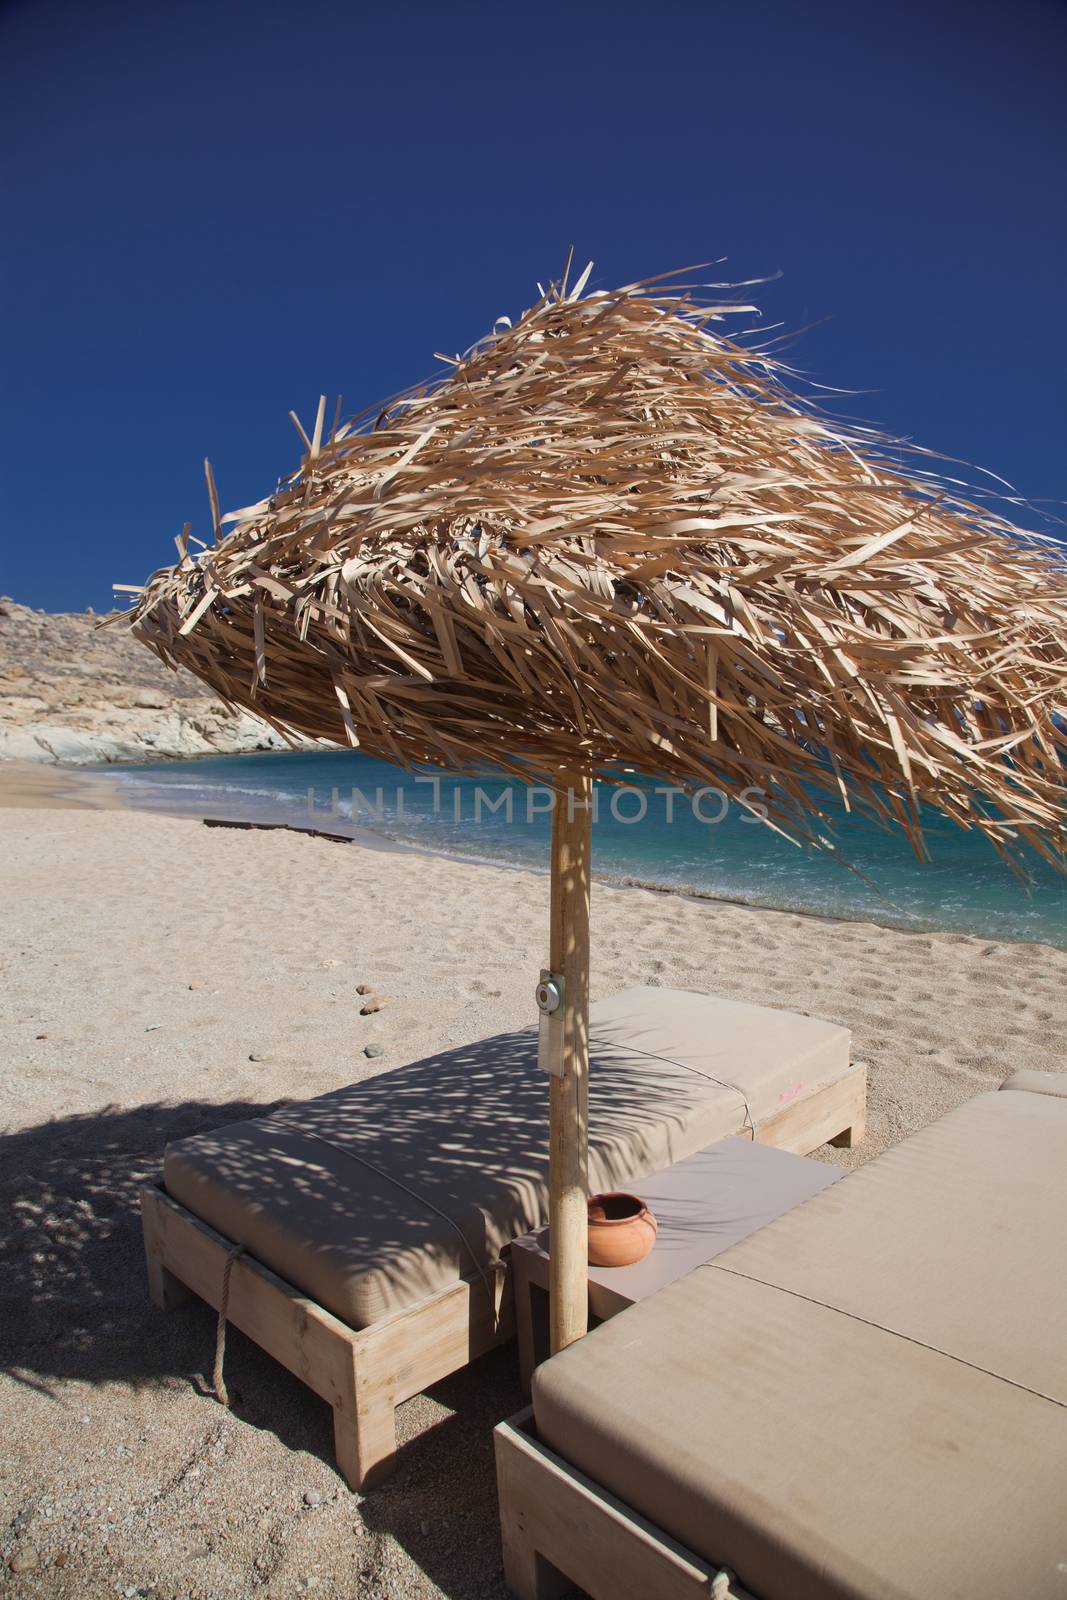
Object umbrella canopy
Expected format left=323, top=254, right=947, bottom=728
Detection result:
left=122, top=266, right=1067, bottom=1349
left=126, top=269, right=1067, bottom=866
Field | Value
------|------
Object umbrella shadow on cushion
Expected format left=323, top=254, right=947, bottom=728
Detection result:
left=157, top=1025, right=701, bottom=1330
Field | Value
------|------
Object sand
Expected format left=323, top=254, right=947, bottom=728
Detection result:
left=0, top=758, right=124, bottom=810
left=1, top=766, right=1065, bottom=1597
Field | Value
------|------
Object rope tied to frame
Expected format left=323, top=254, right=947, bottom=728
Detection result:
left=213, top=1243, right=245, bottom=1407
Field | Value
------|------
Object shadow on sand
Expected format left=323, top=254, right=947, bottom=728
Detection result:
left=0, top=1096, right=534, bottom=1596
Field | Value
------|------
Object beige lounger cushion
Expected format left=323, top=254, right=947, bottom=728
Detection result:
left=163, top=986, right=849, bottom=1328
left=533, top=1083, right=1067, bottom=1600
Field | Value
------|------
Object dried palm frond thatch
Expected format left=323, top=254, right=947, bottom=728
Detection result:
left=121, top=267, right=1067, bottom=868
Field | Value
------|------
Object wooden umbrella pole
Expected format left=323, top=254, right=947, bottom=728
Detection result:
left=548, top=767, right=593, bottom=1353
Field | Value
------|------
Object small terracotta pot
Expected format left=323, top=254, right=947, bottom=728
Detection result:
left=586, top=1192, right=657, bottom=1267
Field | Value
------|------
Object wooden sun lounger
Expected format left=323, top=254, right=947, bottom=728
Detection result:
left=141, top=1183, right=511, bottom=1489
left=494, top=1073, right=1067, bottom=1599
left=139, top=987, right=864, bottom=1489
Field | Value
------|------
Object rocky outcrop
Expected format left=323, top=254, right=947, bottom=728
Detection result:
left=0, top=597, right=305, bottom=764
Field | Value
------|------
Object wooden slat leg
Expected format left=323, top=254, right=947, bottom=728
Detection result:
left=829, top=1071, right=867, bottom=1148
left=151, top=1262, right=196, bottom=1311
left=496, top=1418, right=573, bottom=1598
left=499, top=1495, right=572, bottom=1599
left=332, top=1345, right=398, bottom=1491
left=501, top=1537, right=572, bottom=1600
left=141, top=1188, right=193, bottom=1309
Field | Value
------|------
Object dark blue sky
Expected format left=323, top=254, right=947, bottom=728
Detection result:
left=3, top=0, right=1065, bottom=612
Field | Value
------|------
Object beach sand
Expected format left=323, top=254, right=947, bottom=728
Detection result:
left=1, top=768, right=1065, bottom=1596
left=0, top=758, right=124, bottom=811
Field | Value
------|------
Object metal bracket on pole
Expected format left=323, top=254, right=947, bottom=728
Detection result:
left=536, top=969, right=566, bottom=1077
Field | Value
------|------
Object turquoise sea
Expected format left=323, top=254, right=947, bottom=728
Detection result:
left=111, top=749, right=1067, bottom=948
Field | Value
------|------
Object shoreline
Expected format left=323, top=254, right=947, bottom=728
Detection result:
left=3, top=755, right=1063, bottom=952
left=0, top=758, right=127, bottom=810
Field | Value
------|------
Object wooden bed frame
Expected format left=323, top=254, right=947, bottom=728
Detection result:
left=140, top=1183, right=512, bottom=1489
left=139, top=1061, right=865, bottom=1490
left=749, top=1057, right=865, bottom=1154
left=495, top=1408, right=755, bottom=1599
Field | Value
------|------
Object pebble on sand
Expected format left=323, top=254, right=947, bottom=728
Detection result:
left=363, top=1043, right=385, bottom=1059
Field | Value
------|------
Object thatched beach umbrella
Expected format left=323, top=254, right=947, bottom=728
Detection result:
left=121, top=263, right=1067, bottom=1352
